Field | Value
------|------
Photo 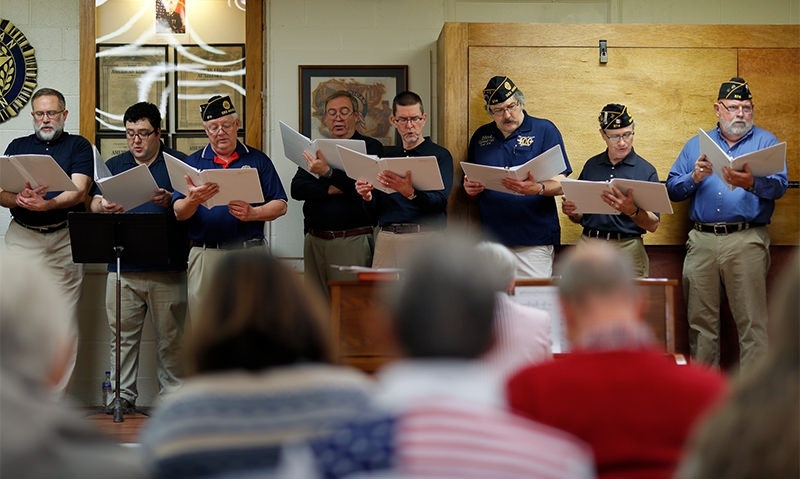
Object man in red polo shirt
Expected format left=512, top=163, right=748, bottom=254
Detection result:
left=507, top=241, right=727, bottom=479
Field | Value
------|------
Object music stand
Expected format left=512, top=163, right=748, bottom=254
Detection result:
left=68, top=212, right=169, bottom=423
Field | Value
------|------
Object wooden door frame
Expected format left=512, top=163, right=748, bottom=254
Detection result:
left=79, top=1, right=264, bottom=149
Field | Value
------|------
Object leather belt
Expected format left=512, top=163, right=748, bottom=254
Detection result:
left=307, top=227, right=373, bottom=240
left=582, top=228, right=641, bottom=241
left=693, top=222, right=764, bottom=235
left=13, top=218, right=68, bottom=234
left=189, top=238, right=266, bottom=250
left=380, top=223, right=438, bottom=235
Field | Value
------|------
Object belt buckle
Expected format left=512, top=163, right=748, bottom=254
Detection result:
left=713, top=224, right=728, bottom=236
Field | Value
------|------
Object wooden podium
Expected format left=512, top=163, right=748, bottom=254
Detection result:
left=329, top=277, right=679, bottom=373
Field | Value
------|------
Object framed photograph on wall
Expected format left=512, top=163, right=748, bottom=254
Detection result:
left=175, top=44, right=245, bottom=131
left=96, top=134, right=130, bottom=159
left=96, top=45, right=168, bottom=132
left=299, top=65, right=408, bottom=147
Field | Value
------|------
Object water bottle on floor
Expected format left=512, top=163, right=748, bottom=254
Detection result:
left=102, top=371, right=112, bottom=408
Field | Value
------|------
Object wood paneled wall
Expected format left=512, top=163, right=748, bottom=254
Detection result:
left=438, top=23, right=799, bottom=245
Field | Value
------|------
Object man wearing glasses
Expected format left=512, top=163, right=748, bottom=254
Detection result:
left=667, top=77, right=788, bottom=369
left=463, top=76, right=572, bottom=278
left=90, top=102, right=188, bottom=411
left=1, top=87, right=93, bottom=392
left=561, top=104, right=661, bottom=277
left=173, top=95, right=287, bottom=323
left=291, top=91, right=383, bottom=300
left=355, top=91, right=453, bottom=268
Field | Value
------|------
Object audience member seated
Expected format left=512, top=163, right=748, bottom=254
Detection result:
left=296, top=235, right=594, bottom=479
left=676, top=250, right=799, bottom=479
left=507, top=240, right=727, bottom=479
left=139, top=250, right=375, bottom=479
left=0, top=248, right=146, bottom=479
left=477, top=240, right=552, bottom=378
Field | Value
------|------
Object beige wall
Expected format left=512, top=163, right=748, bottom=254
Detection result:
left=1, top=0, right=798, bottom=406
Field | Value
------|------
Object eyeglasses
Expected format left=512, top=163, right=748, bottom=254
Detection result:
left=718, top=102, right=754, bottom=115
left=31, top=110, right=64, bottom=120
left=326, top=108, right=353, bottom=119
left=489, top=102, right=521, bottom=117
left=393, top=116, right=424, bottom=125
left=205, top=122, right=236, bottom=135
left=604, top=131, right=635, bottom=142
left=125, top=129, right=157, bottom=140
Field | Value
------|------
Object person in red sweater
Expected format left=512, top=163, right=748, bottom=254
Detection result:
left=507, top=240, right=727, bottom=479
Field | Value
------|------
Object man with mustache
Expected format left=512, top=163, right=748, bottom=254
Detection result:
left=0, top=87, right=93, bottom=392
left=561, top=104, right=661, bottom=277
left=666, top=77, right=788, bottom=369
left=463, top=76, right=572, bottom=278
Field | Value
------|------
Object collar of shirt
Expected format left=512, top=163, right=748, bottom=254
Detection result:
left=213, top=151, right=239, bottom=168
left=574, top=321, right=655, bottom=352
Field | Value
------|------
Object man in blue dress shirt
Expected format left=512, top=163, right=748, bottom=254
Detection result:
left=666, top=77, right=788, bottom=369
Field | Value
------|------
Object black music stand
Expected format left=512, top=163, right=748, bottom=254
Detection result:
left=69, top=212, right=169, bottom=423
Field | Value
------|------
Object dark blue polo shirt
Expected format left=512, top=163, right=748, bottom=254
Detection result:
left=91, top=144, right=189, bottom=273
left=466, top=112, right=572, bottom=247
left=4, top=132, right=93, bottom=226
left=578, top=147, right=659, bottom=235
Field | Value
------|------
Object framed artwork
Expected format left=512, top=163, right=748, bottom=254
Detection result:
left=96, top=45, right=168, bottom=132
left=155, top=0, right=186, bottom=34
left=96, top=135, right=130, bottom=159
left=175, top=44, right=245, bottom=131
left=173, top=133, right=244, bottom=156
left=299, top=65, right=408, bottom=147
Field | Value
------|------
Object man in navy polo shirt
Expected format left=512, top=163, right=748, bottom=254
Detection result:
left=90, top=102, right=188, bottom=409
left=463, top=76, right=572, bottom=278
left=173, top=95, right=287, bottom=323
left=561, top=104, right=661, bottom=277
left=1, top=87, right=93, bottom=392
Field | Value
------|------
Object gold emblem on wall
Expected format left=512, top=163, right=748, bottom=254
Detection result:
left=0, top=19, right=37, bottom=123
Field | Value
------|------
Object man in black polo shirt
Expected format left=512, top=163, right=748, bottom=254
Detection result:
left=354, top=91, right=453, bottom=269
left=561, top=104, right=660, bottom=277
left=1, top=87, right=93, bottom=392
left=291, top=91, right=383, bottom=299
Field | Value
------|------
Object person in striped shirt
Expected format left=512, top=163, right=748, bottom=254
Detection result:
left=299, top=234, right=594, bottom=478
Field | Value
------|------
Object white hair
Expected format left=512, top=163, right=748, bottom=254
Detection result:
left=475, top=241, right=517, bottom=292
left=0, top=247, right=74, bottom=386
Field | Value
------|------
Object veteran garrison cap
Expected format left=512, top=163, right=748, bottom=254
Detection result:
left=200, top=95, right=236, bottom=121
left=718, top=77, right=753, bottom=101
left=598, top=104, right=633, bottom=130
left=483, top=76, right=518, bottom=105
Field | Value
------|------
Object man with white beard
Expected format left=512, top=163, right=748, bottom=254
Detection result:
left=0, top=87, right=93, bottom=392
left=666, top=77, right=788, bottom=370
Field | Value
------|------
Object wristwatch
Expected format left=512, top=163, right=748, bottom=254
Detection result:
left=406, top=191, right=417, bottom=201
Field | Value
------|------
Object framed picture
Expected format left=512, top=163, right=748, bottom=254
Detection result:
left=96, top=135, right=130, bottom=159
left=96, top=45, right=168, bottom=132
left=172, top=133, right=244, bottom=156
left=299, top=65, right=408, bottom=147
left=175, top=44, right=245, bottom=131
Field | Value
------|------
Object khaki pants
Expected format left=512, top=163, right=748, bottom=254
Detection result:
left=5, top=221, right=83, bottom=392
left=510, top=245, right=555, bottom=279
left=105, top=271, right=187, bottom=404
left=372, top=230, right=440, bottom=269
left=304, top=233, right=373, bottom=300
left=683, top=227, right=770, bottom=368
left=577, top=236, right=650, bottom=278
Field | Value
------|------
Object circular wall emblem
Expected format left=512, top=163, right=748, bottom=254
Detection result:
left=0, top=19, right=38, bottom=123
